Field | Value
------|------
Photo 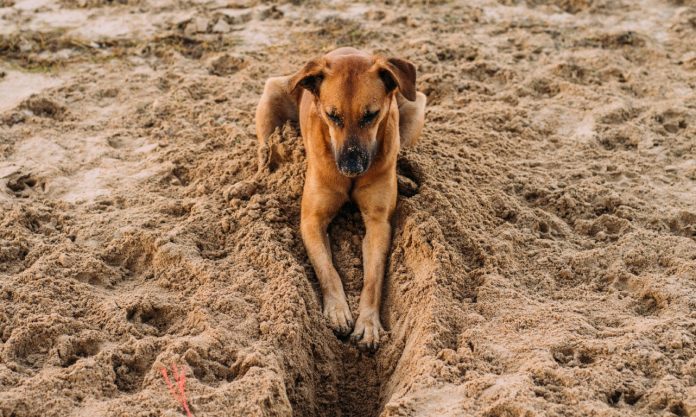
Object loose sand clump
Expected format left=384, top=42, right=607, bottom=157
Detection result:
left=1, top=0, right=694, bottom=416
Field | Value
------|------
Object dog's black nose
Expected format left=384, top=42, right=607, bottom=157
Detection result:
left=337, top=145, right=369, bottom=177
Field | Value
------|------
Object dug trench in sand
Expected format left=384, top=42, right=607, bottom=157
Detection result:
left=0, top=0, right=695, bottom=416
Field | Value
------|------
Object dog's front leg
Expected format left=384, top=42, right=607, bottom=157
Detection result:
left=351, top=176, right=397, bottom=351
left=301, top=185, right=354, bottom=336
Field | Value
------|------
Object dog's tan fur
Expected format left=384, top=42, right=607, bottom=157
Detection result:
left=256, top=47, right=426, bottom=350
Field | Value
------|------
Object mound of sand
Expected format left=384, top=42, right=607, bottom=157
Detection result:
left=1, top=0, right=694, bottom=416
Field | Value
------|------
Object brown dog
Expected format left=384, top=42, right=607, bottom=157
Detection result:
left=255, top=47, right=426, bottom=350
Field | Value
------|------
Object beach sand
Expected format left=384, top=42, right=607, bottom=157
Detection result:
left=0, top=0, right=694, bottom=416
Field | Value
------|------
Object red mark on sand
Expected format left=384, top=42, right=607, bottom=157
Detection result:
left=161, top=363, right=193, bottom=417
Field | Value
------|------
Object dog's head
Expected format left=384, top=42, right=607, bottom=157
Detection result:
left=290, top=53, right=416, bottom=177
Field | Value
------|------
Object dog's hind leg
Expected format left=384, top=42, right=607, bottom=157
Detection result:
left=255, top=75, right=301, bottom=145
left=396, top=91, right=426, bottom=148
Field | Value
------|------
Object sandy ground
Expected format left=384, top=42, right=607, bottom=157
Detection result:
left=1, top=0, right=695, bottom=416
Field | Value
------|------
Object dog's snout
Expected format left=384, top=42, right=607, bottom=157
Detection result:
left=337, top=144, right=370, bottom=177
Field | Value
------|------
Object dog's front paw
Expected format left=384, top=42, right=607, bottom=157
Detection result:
left=323, top=296, right=354, bottom=336
left=350, top=310, right=383, bottom=352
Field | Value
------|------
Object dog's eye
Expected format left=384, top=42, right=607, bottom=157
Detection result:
left=326, top=112, right=343, bottom=127
left=360, top=110, right=379, bottom=127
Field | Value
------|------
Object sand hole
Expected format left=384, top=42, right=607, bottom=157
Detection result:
left=633, top=293, right=660, bottom=316
left=170, top=165, right=190, bottom=186
left=100, top=232, right=155, bottom=275
left=190, top=361, right=236, bottom=386
left=669, top=401, right=687, bottom=417
left=57, top=336, right=101, bottom=367
left=396, top=157, right=423, bottom=197
left=126, top=302, right=178, bottom=336
left=551, top=345, right=595, bottom=367
left=334, top=347, right=381, bottom=417
left=6, top=173, right=40, bottom=194
left=607, top=389, right=622, bottom=406
left=196, top=239, right=227, bottom=260
left=20, top=96, right=66, bottom=119
left=624, top=390, right=643, bottom=406
left=185, top=348, right=238, bottom=387
left=184, top=348, right=239, bottom=387
left=112, top=353, right=153, bottom=393
left=667, top=211, right=696, bottom=239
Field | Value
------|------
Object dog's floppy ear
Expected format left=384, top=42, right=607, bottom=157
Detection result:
left=290, top=58, right=326, bottom=97
left=378, top=57, right=417, bottom=101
